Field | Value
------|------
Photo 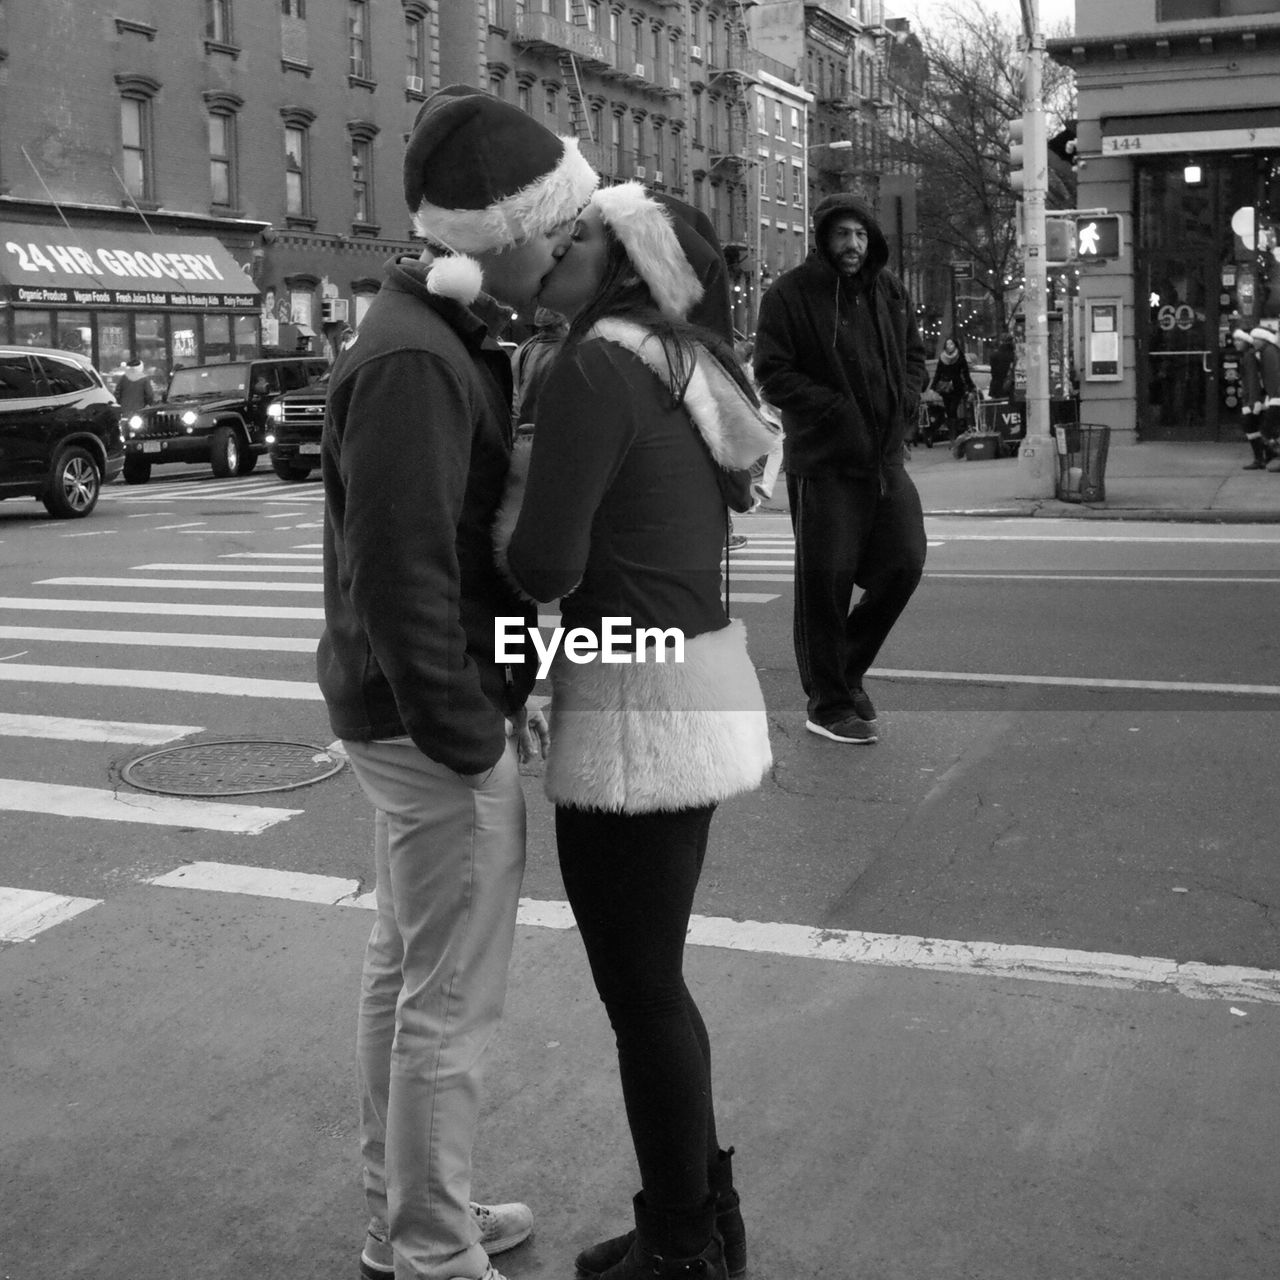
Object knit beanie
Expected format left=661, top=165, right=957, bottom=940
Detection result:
left=403, top=85, right=598, bottom=301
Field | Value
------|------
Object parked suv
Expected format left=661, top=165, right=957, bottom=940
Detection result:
left=122, top=356, right=328, bottom=484
left=264, top=371, right=329, bottom=481
left=0, top=345, right=123, bottom=518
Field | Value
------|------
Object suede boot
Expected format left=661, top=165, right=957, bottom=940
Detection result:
left=1244, top=436, right=1268, bottom=469
left=575, top=1151, right=746, bottom=1278
left=595, top=1193, right=726, bottom=1280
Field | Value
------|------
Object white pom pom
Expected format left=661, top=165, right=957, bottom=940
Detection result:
left=426, top=254, right=484, bottom=305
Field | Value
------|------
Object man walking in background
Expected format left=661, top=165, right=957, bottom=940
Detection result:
left=753, top=193, right=927, bottom=744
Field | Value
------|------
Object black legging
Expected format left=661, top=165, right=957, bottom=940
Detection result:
left=556, top=803, right=720, bottom=1214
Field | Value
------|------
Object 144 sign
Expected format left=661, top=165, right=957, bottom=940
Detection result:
left=1075, top=214, right=1122, bottom=259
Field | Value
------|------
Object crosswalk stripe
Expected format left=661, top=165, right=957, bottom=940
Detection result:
left=38, top=577, right=322, bottom=593
left=0, top=664, right=322, bottom=700
left=134, top=563, right=322, bottom=573
left=0, top=596, right=322, bottom=619
left=0, top=625, right=316, bottom=652
left=0, top=713, right=200, bottom=743
left=0, top=887, right=101, bottom=942
left=0, top=780, right=300, bottom=833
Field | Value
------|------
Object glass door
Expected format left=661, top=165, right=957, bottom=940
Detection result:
left=1139, top=251, right=1219, bottom=440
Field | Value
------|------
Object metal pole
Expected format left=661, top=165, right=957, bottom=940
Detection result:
left=1014, top=2, right=1056, bottom=498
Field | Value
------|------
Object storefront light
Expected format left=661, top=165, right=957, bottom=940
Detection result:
left=1183, top=162, right=1203, bottom=185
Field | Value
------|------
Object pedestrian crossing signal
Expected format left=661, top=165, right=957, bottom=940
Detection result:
left=1075, top=214, right=1122, bottom=260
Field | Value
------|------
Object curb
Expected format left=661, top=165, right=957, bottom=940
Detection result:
left=923, top=503, right=1280, bottom=523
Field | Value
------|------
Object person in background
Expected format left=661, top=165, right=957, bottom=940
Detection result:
left=1233, top=327, right=1266, bottom=469
left=499, top=182, right=775, bottom=1280
left=988, top=333, right=1016, bottom=402
left=1250, top=325, right=1280, bottom=472
left=753, top=193, right=927, bottom=745
left=929, top=335, right=977, bottom=441
left=317, top=84, right=597, bottom=1280
left=113, top=357, right=153, bottom=416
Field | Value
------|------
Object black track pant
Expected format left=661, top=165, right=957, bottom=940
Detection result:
left=787, top=465, right=927, bottom=726
left=556, top=803, right=720, bottom=1215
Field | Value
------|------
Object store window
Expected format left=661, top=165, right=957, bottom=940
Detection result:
left=171, top=315, right=200, bottom=369
left=204, top=315, right=234, bottom=363
left=136, top=315, right=168, bottom=387
left=55, top=314, right=92, bottom=358
left=96, top=313, right=131, bottom=379
left=12, top=310, right=51, bottom=347
left=234, top=315, right=259, bottom=360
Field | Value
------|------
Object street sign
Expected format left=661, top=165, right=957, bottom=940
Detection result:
left=952, top=260, right=974, bottom=279
left=1075, top=213, right=1123, bottom=260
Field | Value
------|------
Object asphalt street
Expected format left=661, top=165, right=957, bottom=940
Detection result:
left=1, top=466, right=1277, bottom=1279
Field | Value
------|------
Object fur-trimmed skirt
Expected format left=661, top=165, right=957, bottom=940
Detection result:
left=544, top=618, right=772, bottom=814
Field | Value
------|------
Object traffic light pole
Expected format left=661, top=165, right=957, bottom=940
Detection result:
left=1014, top=18, right=1056, bottom=499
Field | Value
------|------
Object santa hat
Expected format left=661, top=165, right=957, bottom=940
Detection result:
left=405, top=85, right=597, bottom=258
left=1250, top=325, right=1278, bottom=345
left=1232, top=328, right=1253, bottom=344
left=592, top=182, right=708, bottom=321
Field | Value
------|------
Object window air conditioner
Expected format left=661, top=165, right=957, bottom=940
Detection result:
left=634, top=63, right=645, bottom=77
left=406, top=75, right=424, bottom=92
left=691, top=44, right=702, bottom=59
left=654, top=170, right=664, bottom=184
left=671, top=75, right=681, bottom=90
left=634, top=165, right=647, bottom=179
left=322, top=298, right=350, bottom=324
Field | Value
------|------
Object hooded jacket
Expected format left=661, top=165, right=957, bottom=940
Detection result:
left=497, top=319, right=775, bottom=813
left=114, top=363, right=154, bottom=415
left=753, top=193, right=926, bottom=478
left=316, top=253, right=537, bottom=777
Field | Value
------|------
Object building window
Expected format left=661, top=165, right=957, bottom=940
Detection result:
left=206, top=0, right=232, bottom=43
left=776, top=160, right=785, bottom=201
left=652, top=120, right=664, bottom=177
left=517, top=81, right=532, bottom=114
left=490, top=72, right=505, bottom=99
left=774, top=102, right=783, bottom=138
left=284, top=124, right=309, bottom=217
left=545, top=83, right=558, bottom=123
left=590, top=102, right=604, bottom=145
left=351, top=137, right=372, bottom=223
left=609, top=10, right=619, bottom=43
left=791, top=107, right=800, bottom=143
left=208, top=111, right=237, bottom=207
left=120, top=96, right=154, bottom=202
left=348, top=0, right=368, bottom=78
left=693, top=92, right=704, bottom=145
left=406, top=14, right=424, bottom=87
left=587, top=2, right=599, bottom=32
left=792, top=163, right=803, bottom=205
left=612, top=112, right=623, bottom=168
left=282, top=0, right=306, bottom=15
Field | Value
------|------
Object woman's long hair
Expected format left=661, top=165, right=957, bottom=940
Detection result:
left=555, top=220, right=754, bottom=409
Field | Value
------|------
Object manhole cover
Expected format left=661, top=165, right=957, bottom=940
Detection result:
left=121, top=739, right=344, bottom=797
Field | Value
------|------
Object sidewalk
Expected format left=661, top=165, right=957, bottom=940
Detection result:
left=756, top=441, right=1280, bottom=522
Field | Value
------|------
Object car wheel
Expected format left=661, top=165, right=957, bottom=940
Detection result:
left=210, top=426, right=240, bottom=478
left=123, top=456, right=152, bottom=484
left=271, top=458, right=313, bottom=481
left=43, top=446, right=101, bottom=518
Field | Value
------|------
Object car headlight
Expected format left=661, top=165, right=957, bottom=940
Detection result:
left=128, top=414, right=143, bottom=431
left=265, top=432, right=276, bottom=445
left=181, top=410, right=199, bottom=426
left=267, top=402, right=283, bottom=421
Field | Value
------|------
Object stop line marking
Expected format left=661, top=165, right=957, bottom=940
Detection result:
left=0, top=663, right=322, bottom=699
left=0, top=713, right=199, bottom=744
left=140, top=861, right=1280, bottom=1005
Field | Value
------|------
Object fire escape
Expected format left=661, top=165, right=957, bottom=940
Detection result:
left=707, top=1, right=757, bottom=264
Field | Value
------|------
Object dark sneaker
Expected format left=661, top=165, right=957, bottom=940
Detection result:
left=850, top=686, right=877, bottom=723
left=806, top=716, right=877, bottom=744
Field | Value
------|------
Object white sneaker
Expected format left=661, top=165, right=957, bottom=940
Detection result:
left=469, top=1200, right=533, bottom=1254
left=447, top=1268, right=508, bottom=1280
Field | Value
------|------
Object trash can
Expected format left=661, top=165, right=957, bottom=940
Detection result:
left=1054, top=423, right=1110, bottom=502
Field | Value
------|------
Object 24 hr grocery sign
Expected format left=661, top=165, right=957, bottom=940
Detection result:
left=0, top=222, right=259, bottom=308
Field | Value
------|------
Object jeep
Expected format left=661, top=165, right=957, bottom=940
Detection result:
left=0, top=345, right=123, bottom=518
left=122, top=356, right=328, bottom=483
left=264, top=372, right=329, bottom=481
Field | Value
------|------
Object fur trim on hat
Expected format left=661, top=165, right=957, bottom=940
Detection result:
left=592, top=182, right=705, bottom=320
left=544, top=618, right=772, bottom=813
left=1250, top=325, right=1279, bottom=345
left=424, top=253, right=484, bottom=306
left=413, top=137, right=598, bottom=255
left=1232, top=328, right=1254, bottom=344
left=591, top=318, right=780, bottom=468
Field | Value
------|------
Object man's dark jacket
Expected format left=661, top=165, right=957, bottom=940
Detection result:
left=753, top=193, right=926, bottom=478
left=317, top=256, right=536, bottom=776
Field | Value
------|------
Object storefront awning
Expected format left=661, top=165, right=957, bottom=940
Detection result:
left=0, top=221, right=260, bottom=311
left=1101, top=108, right=1280, bottom=158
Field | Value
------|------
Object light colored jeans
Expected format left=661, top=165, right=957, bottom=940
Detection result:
left=346, top=733, right=526, bottom=1280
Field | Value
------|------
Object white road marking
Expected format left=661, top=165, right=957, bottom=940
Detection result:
left=220, top=552, right=321, bottom=559
left=928, top=573, right=1280, bottom=584
left=0, top=625, right=316, bottom=651
left=0, top=597, right=322, bottom=619
left=0, top=713, right=200, bottom=743
left=38, top=577, right=321, bottom=592
left=0, top=782, right=299, bottom=832
left=926, top=532, right=1280, bottom=544
left=0, top=887, right=100, bottom=942
left=869, top=667, right=1280, bottom=698
left=144, top=861, right=1280, bottom=1004
left=133, top=563, right=321, bottom=573
left=0, top=664, right=322, bottom=699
